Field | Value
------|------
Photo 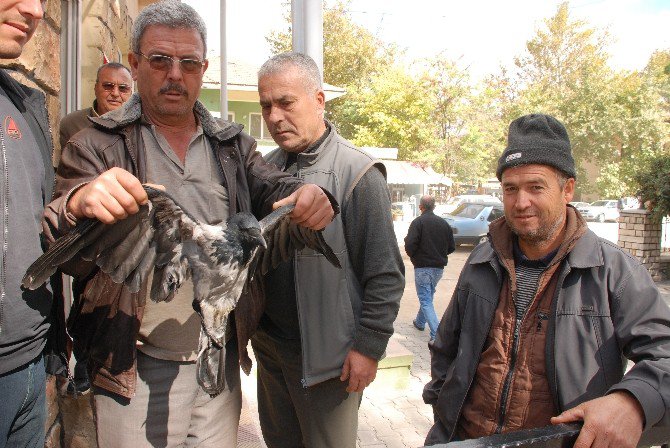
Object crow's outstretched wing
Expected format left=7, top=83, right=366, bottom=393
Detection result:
left=256, top=204, right=342, bottom=276
left=22, top=206, right=153, bottom=290
left=22, top=186, right=196, bottom=297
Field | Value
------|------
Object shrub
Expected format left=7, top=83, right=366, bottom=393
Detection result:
left=635, top=153, right=670, bottom=222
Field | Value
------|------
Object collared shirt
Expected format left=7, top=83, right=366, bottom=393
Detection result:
left=137, top=118, right=229, bottom=362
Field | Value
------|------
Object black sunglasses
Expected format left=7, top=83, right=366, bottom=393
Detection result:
left=136, top=52, right=204, bottom=74
left=100, top=82, right=132, bottom=94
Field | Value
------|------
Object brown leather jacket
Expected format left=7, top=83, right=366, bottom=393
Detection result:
left=43, top=95, right=303, bottom=398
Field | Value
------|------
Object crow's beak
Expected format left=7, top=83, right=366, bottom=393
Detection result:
left=249, top=228, right=267, bottom=249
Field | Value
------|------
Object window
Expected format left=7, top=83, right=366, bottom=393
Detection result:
left=249, top=113, right=270, bottom=140
left=452, top=203, right=485, bottom=219
left=488, top=208, right=505, bottom=222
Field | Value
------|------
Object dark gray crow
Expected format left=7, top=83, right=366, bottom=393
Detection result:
left=23, top=185, right=340, bottom=395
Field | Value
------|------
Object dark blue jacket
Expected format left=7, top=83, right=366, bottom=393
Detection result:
left=404, top=210, right=455, bottom=268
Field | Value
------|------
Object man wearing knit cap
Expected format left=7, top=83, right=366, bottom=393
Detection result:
left=423, top=114, right=670, bottom=447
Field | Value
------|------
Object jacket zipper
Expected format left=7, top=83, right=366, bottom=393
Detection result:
left=495, top=316, right=522, bottom=433
left=292, top=157, right=309, bottom=388
left=0, top=128, right=7, bottom=336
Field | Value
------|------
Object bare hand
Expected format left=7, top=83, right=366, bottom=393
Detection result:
left=551, top=391, right=644, bottom=448
left=272, top=184, right=334, bottom=230
left=339, top=349, right=378, bottom=393
left=67, top=167, right=151, bottom=224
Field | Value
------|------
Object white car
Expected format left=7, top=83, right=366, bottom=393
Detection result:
left=576, top=200, right=620, bottom=222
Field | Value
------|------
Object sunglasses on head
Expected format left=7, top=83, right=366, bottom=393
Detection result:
left=100, top=82, right=132, bottom=94
left=136, top=52, right=204, bottom=74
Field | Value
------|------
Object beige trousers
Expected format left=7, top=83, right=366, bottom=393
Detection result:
left=93, top=351, right=241, bottom=448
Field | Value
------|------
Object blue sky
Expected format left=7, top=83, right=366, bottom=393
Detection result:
left=184, top=0, right=670, bottom=79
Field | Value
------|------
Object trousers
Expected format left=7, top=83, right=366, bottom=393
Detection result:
left=0, top=355, right=46, bottom=448
left=93, top=351, right=241, bottom=448
left=251, top=328, right=362, bottom=448
left=414, top=267, right=444, bottom=340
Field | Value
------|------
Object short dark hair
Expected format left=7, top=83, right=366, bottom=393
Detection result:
left=420, top=195, right=435, bottom=211
left=96, top=62, right=131, bottom=82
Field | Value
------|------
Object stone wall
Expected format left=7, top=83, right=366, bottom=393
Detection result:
left=618, top=209, right=668, bottom=281
left=81, top=0, right=135, bottom=109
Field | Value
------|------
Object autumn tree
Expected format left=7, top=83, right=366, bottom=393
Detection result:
left=341, top=65, right=433, bottom=160
left=644, top=49, right=670, bottom=124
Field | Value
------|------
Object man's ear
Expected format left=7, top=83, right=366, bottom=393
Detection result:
left=128, top=52, right=139, bottom=81
left=316, top=89, right=325, bottom=113
left=563, top=178, right=575, bottom=203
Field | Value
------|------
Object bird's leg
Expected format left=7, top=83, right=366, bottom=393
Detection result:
left=196, top=327, right=226, bottom=397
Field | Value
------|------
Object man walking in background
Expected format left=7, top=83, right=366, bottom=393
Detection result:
left=404, top=195, right=455, bottom=342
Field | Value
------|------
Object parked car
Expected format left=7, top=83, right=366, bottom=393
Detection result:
left=618, top=197, right=640, bottom=210
left=442, top=202, right=505, bottom=246
left=569, top=201, right=590, bottom=209
left=576, top=200, right=620, bottom=222
left=439, top=194, right=501, bottom=215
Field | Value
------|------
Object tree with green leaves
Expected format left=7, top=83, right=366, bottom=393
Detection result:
left=644, top=49, right=670, bottom=124
left=341, top=65, right=433, bottom=160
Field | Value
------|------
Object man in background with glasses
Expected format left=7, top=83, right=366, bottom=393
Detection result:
left=43, top=1, right=334, bottom=446
left=59, top=62, right=133, bottom=150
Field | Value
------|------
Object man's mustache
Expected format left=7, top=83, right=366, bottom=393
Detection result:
left=159, top=84, right=188, bottom=96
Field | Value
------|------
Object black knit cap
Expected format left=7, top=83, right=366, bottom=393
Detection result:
left=496, top=114, right=576, bottom=180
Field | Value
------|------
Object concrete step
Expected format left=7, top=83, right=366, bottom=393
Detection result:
left=370, top=338, right=414, bottom=390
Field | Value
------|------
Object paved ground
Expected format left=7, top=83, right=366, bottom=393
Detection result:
left=236, top=221, right=670, bottom=448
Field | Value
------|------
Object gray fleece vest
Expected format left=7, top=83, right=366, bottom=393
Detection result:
left=264, top=127, right=384, bottom=386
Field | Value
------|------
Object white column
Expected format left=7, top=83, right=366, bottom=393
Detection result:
left=219, top=0, right=228, bottom=120
left=291, top=0, right=324, bottom=79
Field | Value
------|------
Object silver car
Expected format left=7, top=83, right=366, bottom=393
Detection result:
left=576, top=200, right=620, bottom=222
left=442, top=202, right=505, bottom=246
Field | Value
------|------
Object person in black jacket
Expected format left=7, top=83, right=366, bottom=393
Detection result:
left=404, top=195, right=455, bottom=342
left=0, top=1, right=58, bottom=447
